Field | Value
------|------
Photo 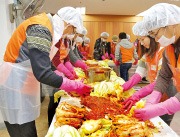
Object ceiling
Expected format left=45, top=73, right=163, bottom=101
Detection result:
left=40, top=0, right=180, bottom=16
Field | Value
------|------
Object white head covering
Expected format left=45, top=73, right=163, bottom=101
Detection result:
left=84, top=37, right=90, bottom=44
left=57, top=7, right=84, bottom=31
left=100, top=32, right=109, bottom=38
left=75, top=36, right=83, bottom=43
left=132, top=21, right=149, bottom=36
left=76, top=26, right=87, bottom=35
left=142, top=3, right=180, bottom=32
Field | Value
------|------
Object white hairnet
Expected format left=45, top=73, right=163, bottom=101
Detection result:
left=142, top=3, right=180, bottom=31
left=84, top=37, right=90, bottom=44
left=132, top=21, right=149, bottom=36
left=75, top=36, right=83, bottom=43
left=100, top=32, right=109, bottom=38
left=57, top=7, right=84, bottom=31
left=76, top=26, right=87, bottom=35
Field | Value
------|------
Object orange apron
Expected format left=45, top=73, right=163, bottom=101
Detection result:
left=59, top=38, right=70, bottom=63
left=146, top=47, right=165, bottom=83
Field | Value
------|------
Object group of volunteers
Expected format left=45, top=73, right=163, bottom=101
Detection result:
left=93, top=31, right=138, bottom=81
left=0, top=2, right=180, bottom=137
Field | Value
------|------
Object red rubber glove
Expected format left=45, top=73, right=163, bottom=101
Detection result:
left=60, top=78, right=92, bottom=96
left=122, top=73, right=142, bottom=91
left=57, top=63, right=75, bottom=80
left=114, top=59, right=120, bottom=66
left=134, top=97, right=180, bottom=121
left=64, top=61, right=78, bottom=79
left=133, top=59, right=138, bottom=65
left=123, top=82, right=156, bottom=111
left=110, top=54, right=115, bottom=60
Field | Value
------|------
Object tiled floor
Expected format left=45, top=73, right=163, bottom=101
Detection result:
left=0, top=95, right=180, bottom=137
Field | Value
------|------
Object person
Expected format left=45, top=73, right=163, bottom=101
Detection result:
left=78, top=37, right=91, bottom=60
left=0, top=7, right=92, bottom=137
left=104, top=35, right=119, bottom=60
left=122, top=21, right=177, bottom=125
left=93, top=32, right=111, bottom=60
left=68, top=27, right=88, bottom=70
left=132, top=3, right=180, bottom=122
left=115, top=32, right=138, bottom=81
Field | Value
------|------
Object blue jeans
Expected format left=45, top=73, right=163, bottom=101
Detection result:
left=120, top=63, right=132, bottom=81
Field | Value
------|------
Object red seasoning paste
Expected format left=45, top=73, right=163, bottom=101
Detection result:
left=81, top=96, right=127, bottom=120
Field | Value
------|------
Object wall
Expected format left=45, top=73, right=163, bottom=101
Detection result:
left=0, top=0, right=15, bottom=128
left=82, top=14, right=142, bottom=58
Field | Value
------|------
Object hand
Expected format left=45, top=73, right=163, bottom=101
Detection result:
left=60, top=78, right=92, bottom=96
left=114, top=60, right=120, bottom=66
left=101, top=55, right=106, bottom=60
left=134, top=97, right=180, bottom=121
left=122, top=73, right=142, bottom=91
left=74, top=60, right=88, bottom=71
left=57, top=63, right=76, bottom=80
left=133, top=59, right=138, bottom=65
left=122, top=96, right=139, bottom=111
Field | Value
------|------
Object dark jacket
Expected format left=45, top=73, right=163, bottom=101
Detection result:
left=93, top=38, right=111, bottom=60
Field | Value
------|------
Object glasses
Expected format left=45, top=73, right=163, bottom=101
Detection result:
left=148, top=28, right=161, bottom=38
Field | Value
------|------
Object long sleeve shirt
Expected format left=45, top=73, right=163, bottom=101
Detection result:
left=154, top=39, right=180, bottom=101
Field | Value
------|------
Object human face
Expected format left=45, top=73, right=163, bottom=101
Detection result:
left=63, top=24, right=76, bottom=35
left=139, top=36, right=150, bottom=49
left=148, top=26, right=175, bottom=42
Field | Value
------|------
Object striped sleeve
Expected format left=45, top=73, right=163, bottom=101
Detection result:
left=26, top=24, right=52, bottom=53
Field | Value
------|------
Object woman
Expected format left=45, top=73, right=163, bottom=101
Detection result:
left=133, top=3, right=180, bottom=122
left=122, top=21, right=177, bottom=125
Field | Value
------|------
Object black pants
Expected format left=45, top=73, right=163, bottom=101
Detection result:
left=4, top=121, right=37, bottom=137
left=48, top=95, right=60, bottom=127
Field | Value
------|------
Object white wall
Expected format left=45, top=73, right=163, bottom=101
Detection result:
left=0, top=0, right=15, bottom=128
left=0, top=0, right=15, bottom=63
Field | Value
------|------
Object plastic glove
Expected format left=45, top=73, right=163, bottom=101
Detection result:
left=133, top=59, right=138, bottom=65
left=57, top=63, right=75, bottom=80
left=64, top=61, right=78, bottom=79
left=145, top=90, right=162, bottom=106
left=123, top=82, right=156, bottom=111
left=60, top=77, right=92, bottom=96
left=134, top=97, right=180, bottom=121
left=73, top=60, right=88, bottom=71
left=122, top=73, right=142, bottom=91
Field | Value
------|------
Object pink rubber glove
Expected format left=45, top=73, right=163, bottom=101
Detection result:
left=104, top=52, right=109, bottom=59
left=110, top=54, right=115, bottom=60
left=123, top=82, right=156, bottom=111
left=64, top=61, right=78, bottom=79
left=145, top=90, right=162, bottom=106
left=60, top=78, right=92, bottom=96
left=57, top=63, right=75, bottom=80
left=134, top=97, right=180, bottom=121
left=101, top=55, right=106, bottom=60
left=73, top=60, right=88, bottom=71
left=122, top=73, right=142, bottom=91
left=54, top=70, right=65, bottom=77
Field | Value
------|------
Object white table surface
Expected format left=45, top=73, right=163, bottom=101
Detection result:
left=46, top=97, right=179, bottom=137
